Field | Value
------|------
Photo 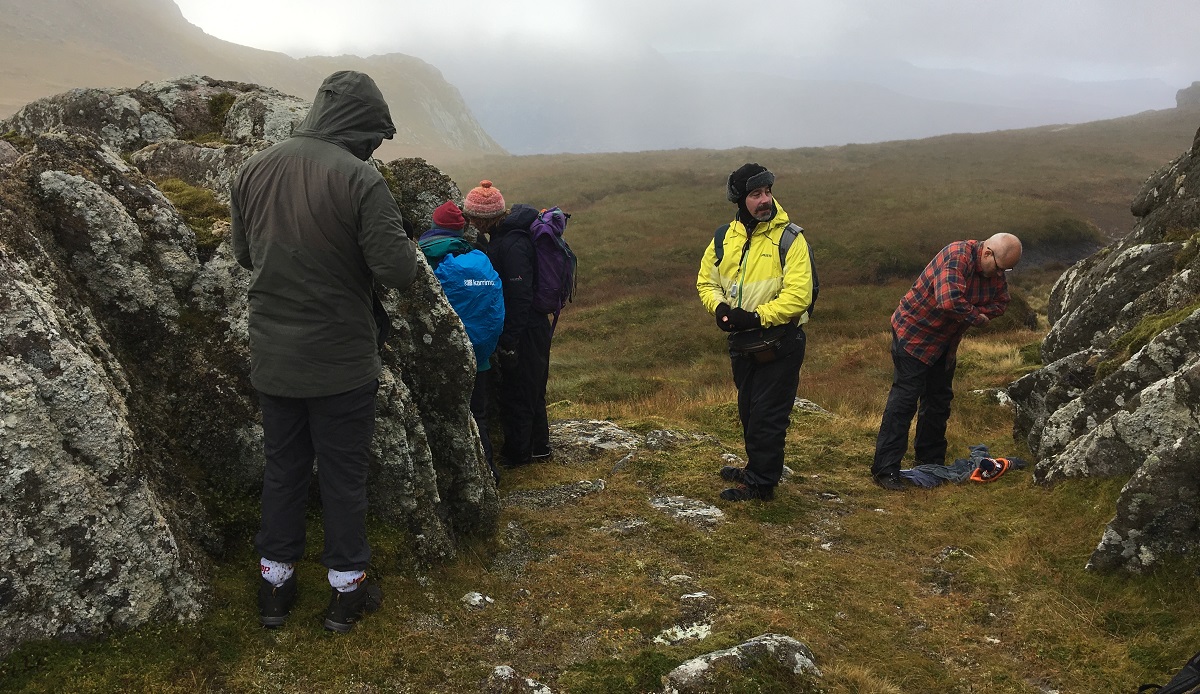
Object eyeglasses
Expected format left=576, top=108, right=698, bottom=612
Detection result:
left=985, top=245, right=1014, bottom=273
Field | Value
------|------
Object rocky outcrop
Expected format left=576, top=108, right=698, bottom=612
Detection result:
left=1178, top=82, right=1200, bottom=108
left=0, top=78, right=498, bottom=656
left=1011, top=122, right=1200, bottom=573
left=661, top=634, right=823, bottom=694
left=381, top=158, right=461, bottom=237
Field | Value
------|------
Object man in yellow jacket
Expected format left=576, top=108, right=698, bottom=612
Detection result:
left=697, top=163, right=817, bottom=501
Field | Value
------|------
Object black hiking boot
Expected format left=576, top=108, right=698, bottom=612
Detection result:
left=323, top=577, right=383, bottom=633
left=873, top=472, right=908, bottom=491
left=258, top=574, right=298, bottom=628
left=719, top=465, right=747, bottom=484
left=719, top=483, right=775, bottom=502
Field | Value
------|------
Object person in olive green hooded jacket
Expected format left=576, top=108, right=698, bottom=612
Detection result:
left=231, top=70, right=417, bottom=633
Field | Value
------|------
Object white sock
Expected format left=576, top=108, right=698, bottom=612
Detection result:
left=329, top=569, right=366, bottom=593
left=260, top=558, right=294, bottom=588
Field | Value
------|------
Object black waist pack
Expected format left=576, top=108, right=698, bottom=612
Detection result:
left=728, top=324, right=792, bottom=363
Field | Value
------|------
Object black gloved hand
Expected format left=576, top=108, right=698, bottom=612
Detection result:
left=715, top=303, right=733, bottom=332
left=497, top=344, right=518, bottom=371
left=726, top=307, right=762, bottom=331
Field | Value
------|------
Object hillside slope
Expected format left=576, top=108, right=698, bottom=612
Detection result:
left=0, top=0, right=504, bottom=158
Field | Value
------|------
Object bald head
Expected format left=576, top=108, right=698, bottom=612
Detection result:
left=984, top=233, right=1022, bottom=273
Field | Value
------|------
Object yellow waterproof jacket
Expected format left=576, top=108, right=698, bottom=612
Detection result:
left=696, top=203, right=814, bottom=328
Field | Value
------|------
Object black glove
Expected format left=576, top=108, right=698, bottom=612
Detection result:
left=726, top=307, right=762, bottom=331
left=497, top=341, right=518, bottom=371
left=715, top=303, right=733, bottom=332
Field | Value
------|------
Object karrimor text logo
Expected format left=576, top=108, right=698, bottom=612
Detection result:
left=464, top=279, right=497, bottom=287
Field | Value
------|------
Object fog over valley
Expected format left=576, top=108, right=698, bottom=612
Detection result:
left=168, top=0, right=1199, bottom=153
left=2, top=0, right=1197, bottom=154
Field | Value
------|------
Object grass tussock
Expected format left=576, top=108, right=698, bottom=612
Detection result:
left=6, top=114, right=1200, bottom=693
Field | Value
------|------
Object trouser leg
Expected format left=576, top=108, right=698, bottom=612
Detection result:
left=499, top=318, right=551, bottom=464
left=255, top=391, right=316, bottom=564
left=308, top=379, right=378, bottom=572
left=914, top=351, right=955, bottom=465
left=470, top=370, right=497, bottom=479
left=498, top=346, right=533, bottom=464
left=872, top=337, right=936, bottom=477
left=731, top=329, right=806, bottom=487
left=529, top=316, right=552, bottom=457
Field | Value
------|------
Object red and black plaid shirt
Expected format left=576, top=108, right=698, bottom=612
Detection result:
left=892, top=240, right=1010, bottom=365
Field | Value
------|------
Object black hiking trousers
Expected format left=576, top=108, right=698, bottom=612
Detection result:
left=871, top=333, right=956, bottom=478
left=499, top=315, right=552, bottom=465
left=255, top=379, right=378, bottom=572
left=731, top=326, right=807, bottom=487
left=470, top=369, right=498, bottom=480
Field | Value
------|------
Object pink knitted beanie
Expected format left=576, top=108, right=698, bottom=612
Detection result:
left=463, top=180, right=506, bottom=219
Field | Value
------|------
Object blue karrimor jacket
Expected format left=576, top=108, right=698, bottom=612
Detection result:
left=434, top=249, right=505, bottom=371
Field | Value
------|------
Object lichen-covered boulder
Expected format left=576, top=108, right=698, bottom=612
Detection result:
left=1010, top=122, right=1200, bottom=573
left=661, top=633, right=823, bottom=694
left=0, top=127, right=220, bottom=655
left=129, top=140, right=265, bottom=205
left=0, top=248, right=206, bottom=654
left=382, top=158, right=461, bottom=235
left=220, top=88, right=310, bottom=146
left=0, top=76, right=265, bottom=154
left=1089, top=432, right=1200, bottom=572
left=0, top=79, right=500, bottom=656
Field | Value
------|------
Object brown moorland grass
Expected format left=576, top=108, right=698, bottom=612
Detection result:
left=3, top=109, right=1199, bottom=693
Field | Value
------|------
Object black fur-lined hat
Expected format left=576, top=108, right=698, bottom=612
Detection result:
left=726, top=163, right=774, bottom=203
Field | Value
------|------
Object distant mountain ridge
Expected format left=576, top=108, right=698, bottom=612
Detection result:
left=413, top=41, right=1183, bottom=154
left=0, top=0, right=504, bottom=158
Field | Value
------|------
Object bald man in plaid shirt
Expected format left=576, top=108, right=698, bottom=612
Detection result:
left=871, top=233, right=1022, bottom=491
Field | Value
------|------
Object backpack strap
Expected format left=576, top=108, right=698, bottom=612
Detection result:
left=712, top=224, right=730, bottom=265
left=713, top=221, right=818, bottom=316
left=1142, top=649, right=1200, bottom=694
left=782, top=223, right=819, bottom=317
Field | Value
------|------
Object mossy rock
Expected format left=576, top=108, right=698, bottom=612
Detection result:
left=153, top=177, right=230, bottom=251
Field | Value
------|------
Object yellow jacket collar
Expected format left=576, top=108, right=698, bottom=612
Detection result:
left=729, top=202, right=792, bottom=239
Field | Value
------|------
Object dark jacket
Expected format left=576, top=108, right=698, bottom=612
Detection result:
left=487, top=204, right=541, bottom=350
left=230, top=71, right=417, bottom=397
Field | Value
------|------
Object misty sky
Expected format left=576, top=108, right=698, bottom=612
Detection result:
left=173, top=0, right=1200, bottom=85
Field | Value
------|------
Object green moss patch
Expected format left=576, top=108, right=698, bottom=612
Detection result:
left=153, top=177, right=230, bottom=250
left=1094, top=297, right=1200, bottom=382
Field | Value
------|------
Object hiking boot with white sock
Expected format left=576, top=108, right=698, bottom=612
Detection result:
left=258, top=573, right=298, bottom=627
left=323, top=577, right=383, bottom=633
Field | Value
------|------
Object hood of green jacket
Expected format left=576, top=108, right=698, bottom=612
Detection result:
left=292, top=71, right=396, bottom=161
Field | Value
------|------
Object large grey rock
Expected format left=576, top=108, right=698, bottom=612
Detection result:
left=0, top=76, right=265, bottom=154
left=1089, top=432, right=1200, bottom=572
left=1011, top=123, right=1200, bottom=573
left=0, top=249, right=205, bottom=653
left=381, top=157, right=461, bottom=236
left=661, top=633, right=822, bottom=694
left=220, top=88, right=310, bottom=146
left=130, top=140, right=265, bottom=205
left=0, top=80, right=499, bottom=656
